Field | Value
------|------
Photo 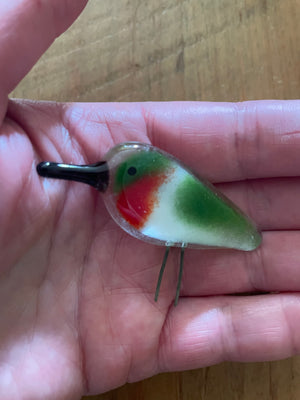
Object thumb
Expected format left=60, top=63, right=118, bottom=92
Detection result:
left=0, top=0, right=88, bottom=101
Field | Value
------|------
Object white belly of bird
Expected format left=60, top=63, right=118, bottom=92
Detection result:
left=141, top=166, right=223, bottom=247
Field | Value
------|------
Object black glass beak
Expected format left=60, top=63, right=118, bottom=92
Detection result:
left=37, top=161, right=109, bottom=192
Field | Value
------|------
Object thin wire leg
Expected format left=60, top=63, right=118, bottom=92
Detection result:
left=155, top=246, right=170, bottom=302
left=174, top=247, right=185, bottom=306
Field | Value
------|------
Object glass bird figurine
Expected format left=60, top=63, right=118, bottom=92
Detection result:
left=37, top=142, right=261, bottom=305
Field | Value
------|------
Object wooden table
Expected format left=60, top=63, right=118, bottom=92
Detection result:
left=11, top=0, right=300, bottom=399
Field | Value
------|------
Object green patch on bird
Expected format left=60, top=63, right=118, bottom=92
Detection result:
left=174, top=174, right=257, bottom=238
left=113, top=150, right=171, bottom=193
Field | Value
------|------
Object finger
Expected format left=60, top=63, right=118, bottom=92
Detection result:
left=181, top=231, right=300, bottom=296
left=0, top=0, right=87, bottom=97
left=158, top=294, right=300, bottom=372
left=8, top=100, right=300, bottom=183
left=7, top=101, right=300, bottom=235
left=8, top=101, right=300, bottom=234
left=144, top=100, right=300, bottom=182
left=217, top=177, right=300, bottom=231
left=6, top=100, right=151, bottom=162
left=9, top=101, right=300, bottom=230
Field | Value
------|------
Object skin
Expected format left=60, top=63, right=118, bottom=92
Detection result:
left=1, top=1, right=300, bottom=399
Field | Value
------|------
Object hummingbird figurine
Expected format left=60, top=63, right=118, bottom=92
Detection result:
left=37, top=142, right=261, bottom=305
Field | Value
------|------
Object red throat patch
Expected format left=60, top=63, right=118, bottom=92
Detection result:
left=117, top=173, right=169, bottom=229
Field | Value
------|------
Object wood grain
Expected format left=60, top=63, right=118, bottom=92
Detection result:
left=84, top=359, right=300, bottom=400
left=11, top=0, right=300, bottom=399
left=11, top=0, right=299, bottom=102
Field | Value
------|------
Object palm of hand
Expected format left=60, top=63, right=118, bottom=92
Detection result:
left=2, top=99, right=300, bottom=399
left=0, top=100, right=190, bottom=397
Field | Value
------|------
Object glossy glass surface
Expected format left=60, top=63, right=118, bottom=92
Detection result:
left=102, top=142, right=261, bottom=250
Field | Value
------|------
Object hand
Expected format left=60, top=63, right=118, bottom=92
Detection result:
left=1, top=1, right=300, bottom=399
